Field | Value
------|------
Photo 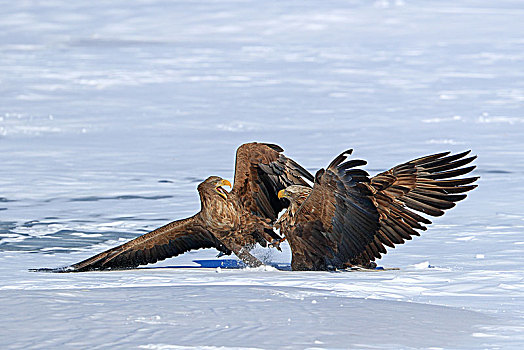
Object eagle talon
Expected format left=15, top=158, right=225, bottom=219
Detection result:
left=269, top=237, right=286, bottom=251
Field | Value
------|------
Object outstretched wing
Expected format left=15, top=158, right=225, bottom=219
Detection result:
left=232, top=142, right=314, bottom=220
left=286, top=150, right=380, bottom=270
left=55, top=214, right=228, bottom=272
left=351, top=150, right=478, bottom=265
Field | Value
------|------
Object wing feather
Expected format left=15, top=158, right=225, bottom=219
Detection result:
left=351, top=151, right=478, bottom=265
left=57, top=214, right=227, bottom=272
left=232, top=142, right=314, bottom=220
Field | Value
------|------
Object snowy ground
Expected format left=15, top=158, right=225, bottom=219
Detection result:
left=1, top=0, right=523, bottom=349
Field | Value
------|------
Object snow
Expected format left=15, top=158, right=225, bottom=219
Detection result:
left=1, top=0, right=524, bottom=348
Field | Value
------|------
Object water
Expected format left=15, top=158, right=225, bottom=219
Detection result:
left=1, top=1, right=523, bottom=348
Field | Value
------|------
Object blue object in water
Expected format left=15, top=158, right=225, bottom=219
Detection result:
left=193, top=259, right=246, bottom=268
left=192, top=259, right=292, bottom=270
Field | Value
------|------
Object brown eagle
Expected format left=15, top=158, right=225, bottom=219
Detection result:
left=276, top=149, right=478, bottom=270
left=48, top=142, right=313, bottom=272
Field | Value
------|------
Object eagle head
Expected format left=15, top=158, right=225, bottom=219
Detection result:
left=199, top=176, right=231, bottom=200
left=278, top=185, right=311, bottom=205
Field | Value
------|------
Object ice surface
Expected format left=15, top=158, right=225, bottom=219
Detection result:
left=1, top=0, right=523, bottom=349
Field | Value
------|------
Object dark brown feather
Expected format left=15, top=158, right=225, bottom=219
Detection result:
left=350, top=150, right=478, bottom=265
left=64, top=214, right=227, bottom=272
left=231, top=142, right=314, bottom=221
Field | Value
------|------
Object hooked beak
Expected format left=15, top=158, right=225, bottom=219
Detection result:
left=215, top=179, right=231, bottom=199
left=277, top=189, right=287, bottom=199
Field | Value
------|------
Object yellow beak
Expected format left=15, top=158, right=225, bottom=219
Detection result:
left=220, top=179, right=232, bottom=188
left=277, top=189, right=286, bottom=199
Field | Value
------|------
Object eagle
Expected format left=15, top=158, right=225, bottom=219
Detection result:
left=50, top=142, right=313, bottom=272
left=276, top=149, right=478, bottom=270
left=39, top=143, right=477, bottom=272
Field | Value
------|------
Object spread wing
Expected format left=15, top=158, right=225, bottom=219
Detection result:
left=231, top=142, right=314, bottom=220
left=352, top=150, right=479, bottom=265
left=49, top=214, right=228, bottom=272
left=286, top=150, right=380, bottom=270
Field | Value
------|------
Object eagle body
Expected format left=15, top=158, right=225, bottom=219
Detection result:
left=275, top=185, right=325, bottom=270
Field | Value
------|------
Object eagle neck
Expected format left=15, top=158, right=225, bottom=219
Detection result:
left=198, top=188, right=237, bottom=230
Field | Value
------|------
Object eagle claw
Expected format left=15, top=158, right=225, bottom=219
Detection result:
left=269, top=237, right=286, bottom=251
